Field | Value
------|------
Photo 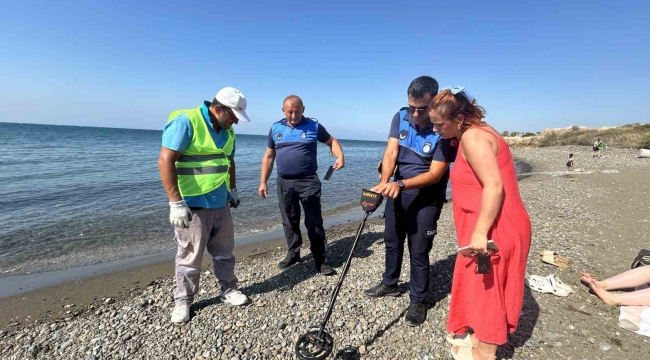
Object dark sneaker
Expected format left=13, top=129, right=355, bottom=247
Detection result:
left=404, top=302, right=427, bottom=327
left=363, top=282, right=400, bottom=298
left=317, top=263, right=336, bottom=276
left=278, top=253, right=301, bottom=269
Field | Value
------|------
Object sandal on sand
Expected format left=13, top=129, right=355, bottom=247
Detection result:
left=450, top=346, right=475, bottom=360
left=530, top=274, right=573, bottom=294
left=446, top=333, right=477, bottom=348
left=526, top=276, right=570, bottom=297
left=540, top=250, right=569, bottom=269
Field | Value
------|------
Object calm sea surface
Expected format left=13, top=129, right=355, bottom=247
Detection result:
left=1, top=122, right=524, bottom=276
left=0, top=123, right=388, bottom=275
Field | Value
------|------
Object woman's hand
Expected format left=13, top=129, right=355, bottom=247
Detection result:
left=468, top=231, right=488, bottom=256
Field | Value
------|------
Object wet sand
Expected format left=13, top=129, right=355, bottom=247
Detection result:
left=0, top=205, right=383, bottom=328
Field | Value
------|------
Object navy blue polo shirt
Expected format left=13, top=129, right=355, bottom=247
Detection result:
left=267, top=116, right=332, bottom=177
left=389, top=109, right=457, bottom=200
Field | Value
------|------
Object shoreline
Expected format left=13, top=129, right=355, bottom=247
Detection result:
left=0, top=158, right=534, bottom=327
left=0, top=203, right=384, bottom=327
left=0, top=199, right=361, bottom=278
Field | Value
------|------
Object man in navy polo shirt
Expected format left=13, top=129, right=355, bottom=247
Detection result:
left=364, top=76, right=457, bottom=326
left=259, top=95, right=344, bottom=276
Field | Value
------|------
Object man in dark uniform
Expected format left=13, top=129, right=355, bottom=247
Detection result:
left=259, top=95, right=344, bottom=276
left=364, top=76, right=457, bottom=326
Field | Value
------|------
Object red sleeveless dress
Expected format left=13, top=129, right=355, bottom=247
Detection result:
left=446, top=127, right=531, bottom=345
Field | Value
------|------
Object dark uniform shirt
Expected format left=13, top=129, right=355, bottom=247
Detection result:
left=389, top=109, right=457, bottom=201
left=268, top=116, right=331, bottom=177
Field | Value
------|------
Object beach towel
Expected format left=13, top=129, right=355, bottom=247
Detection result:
left=618, top=284, right=650, bottom=337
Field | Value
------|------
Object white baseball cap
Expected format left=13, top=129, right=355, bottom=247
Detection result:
left=214, top=87, right=251, bottom=123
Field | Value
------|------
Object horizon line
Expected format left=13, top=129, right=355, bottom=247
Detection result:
left=0, top=121, right=386, bottom=143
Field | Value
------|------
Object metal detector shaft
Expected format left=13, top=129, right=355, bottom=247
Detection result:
left=317, top=211, right=371, bottom=337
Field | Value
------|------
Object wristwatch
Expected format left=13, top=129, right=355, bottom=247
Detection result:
left=396, top=180, right=405, bottom=189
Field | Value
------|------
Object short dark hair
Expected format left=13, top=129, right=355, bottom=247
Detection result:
left=211, top=99, right=234, bottom=115
left=407, top=76, right=439, bottom=99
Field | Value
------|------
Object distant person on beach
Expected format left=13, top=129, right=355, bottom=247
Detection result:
left=581, top=268, right=650, bottom=306
left=158, top=87, right=251, bottom=324
left=363, top=76, right=457, bottom=327
left=593, top=139, right=603, bottom=157
left=566, top=153, right=574, bottom=171
left=258, top=95, right=344, bottom=276
left=429, top=86, right=532, bottom=360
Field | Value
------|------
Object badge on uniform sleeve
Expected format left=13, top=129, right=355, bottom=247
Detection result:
left=399, top=130, right=408, bottom=140
left=300, top=131, right=306, bottom=139
left=277, top=133, right=283, bottom=141
left=422, top=142, right=432, bottom=153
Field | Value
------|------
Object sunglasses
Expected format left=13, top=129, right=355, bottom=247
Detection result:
left=220, top=105, right=237, bottom=119
left=406, top=105, right=429, bottom=115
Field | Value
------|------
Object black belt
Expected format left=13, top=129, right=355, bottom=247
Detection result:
left=189, top=206, right=203, bottom=210
left=279, top=173, right=317, bottom=180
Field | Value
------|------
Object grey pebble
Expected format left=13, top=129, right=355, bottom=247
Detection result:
left=60, top=340, right=72, bottom=351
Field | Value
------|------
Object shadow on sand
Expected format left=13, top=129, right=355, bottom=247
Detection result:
left=193, top=229, right=382, bottom=312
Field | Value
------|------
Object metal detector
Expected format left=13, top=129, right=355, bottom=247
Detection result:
left=295, top=189, right=384, bottom=360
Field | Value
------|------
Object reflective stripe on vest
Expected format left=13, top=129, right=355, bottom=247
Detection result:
left=167, top=105, right=235, bottom=197
left=177, top=153, right=228, bottom=162
left=176, top=165, right=230, bottom=176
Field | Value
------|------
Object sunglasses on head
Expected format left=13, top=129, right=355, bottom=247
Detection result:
left=406, top=105, right=429, bottom=115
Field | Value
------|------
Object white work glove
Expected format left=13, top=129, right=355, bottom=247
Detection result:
left=228, top=188, right=240, bottom=208
left=169, top=200, right=192, bottom=228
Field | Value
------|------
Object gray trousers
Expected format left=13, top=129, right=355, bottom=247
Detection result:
left=173, top=207, right=238, bottom=305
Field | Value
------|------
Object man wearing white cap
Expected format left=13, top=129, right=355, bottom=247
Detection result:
left=158, top=87, right=251, bottom=323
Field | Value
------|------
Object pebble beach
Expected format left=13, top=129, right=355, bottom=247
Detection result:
left=1, top=145, right=649, bottom=360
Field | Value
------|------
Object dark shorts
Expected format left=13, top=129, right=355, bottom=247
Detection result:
left=593, top=146, right=599, bottom=151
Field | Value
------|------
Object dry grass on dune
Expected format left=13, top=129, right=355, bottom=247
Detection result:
left=504, top=123, right=650, bottom=149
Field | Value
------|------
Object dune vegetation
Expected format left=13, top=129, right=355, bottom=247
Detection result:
left=503, top=123, right=650, bottom=149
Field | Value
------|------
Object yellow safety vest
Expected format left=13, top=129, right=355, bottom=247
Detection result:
left=167, top=105, right=234, bottom=197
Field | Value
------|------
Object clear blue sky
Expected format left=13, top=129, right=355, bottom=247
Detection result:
left=1, top=0, right=648, bottom=140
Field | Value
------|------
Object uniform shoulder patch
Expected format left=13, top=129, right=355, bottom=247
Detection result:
left=422, top=142, right=432, bottom=153
left=300, top=131, right=306, bottom=139
left=277, top=133, right=283, bottom=141
left=399, top=130, right=408, bottom=140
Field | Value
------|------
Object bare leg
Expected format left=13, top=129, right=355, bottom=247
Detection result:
left=583, top=267, right=650, bottom=291
left=452, top=341, right=497, bottom=360
left=449, top=332, right=478, bottom=347
left=590, top=281, right=650, bottom=306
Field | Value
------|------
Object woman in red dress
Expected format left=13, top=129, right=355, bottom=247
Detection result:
left=429, top=87, right=532, bottom=360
